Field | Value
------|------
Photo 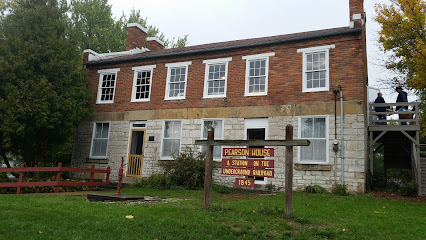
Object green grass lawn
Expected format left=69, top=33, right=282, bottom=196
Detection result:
left=0, top=188, right=424, bottom=240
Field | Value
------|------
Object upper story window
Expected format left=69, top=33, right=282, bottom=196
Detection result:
left=90, top=122, right=110, bottom=158
left=96, top=68, right=120, bottom=104
left=131, top=65, right=156, bottom=102
left=242, top=52, right=275, bottom=96
left=164, top=61, right=192, bottom=100
left=297, top=45, right=335, bottom=93
left=298, top=115, right=329, bottom=164
left=202, top=57, right=232, bottom=98
left=200, top=119, right=224, bottom=160
left=161, top=120, right=182, bottom=159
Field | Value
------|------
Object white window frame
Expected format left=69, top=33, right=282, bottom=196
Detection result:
left=242, top=52, right=275, bottom=97
left=202, top=57, right=232, bottom=98
left=297, top=115, right=329, bottom=164
left=200, top=119, right=225, bottom=161
left=164, top=61, right=192, bottom=100
left=131, top=65, right=156, bottom=102
left=244, top=118, right=269, bottom=185
left=89, top=121, right=111, bottom=158
left=160, top=120, right=182, bottom=160
left=297, top=45, right=335, bottom=93
left=96, top=68, right=120, bottom=104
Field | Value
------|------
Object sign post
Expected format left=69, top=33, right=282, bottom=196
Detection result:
left=195, top=124, right=310, bottom=217
left=203, top=128, right=214, bottom=210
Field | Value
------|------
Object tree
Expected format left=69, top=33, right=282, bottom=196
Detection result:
left=375, top=0, right=426, bottom=133
left=68, top=0, right=188, bottom=53
left=0, top=0, right=92, bottom=167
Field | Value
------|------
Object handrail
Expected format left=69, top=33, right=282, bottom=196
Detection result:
left=369, top=102, right=420, bottom=126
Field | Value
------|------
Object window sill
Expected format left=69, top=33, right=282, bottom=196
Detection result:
left=302, top=87, right=329, bottom=93
left=294, top=164, right=332, bottom=171
left=86, top=158, right=109, bottom=164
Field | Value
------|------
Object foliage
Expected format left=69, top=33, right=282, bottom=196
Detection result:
left=331, top=184, right=349, bottom=196
left=398, top=181, right=418, bottom=196
left=303, top=185, right=327, bottom=193
left=375, top=0, right=426, bottom=133
left=160, top=148, right=205, bottom=190
left=386, top=168, right=415, bottom=192
left=133, top=174, right=178, bottom=190
left=212, top=184, right=233, bottom=194
left=0, top=0, right=92, bottom=167
left=68, top=0, right=188, bottom=52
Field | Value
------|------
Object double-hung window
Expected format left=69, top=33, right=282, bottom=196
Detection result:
left=202, top=58, right=232, bottom=98
left=161, top=120, right=182, bottom=158
left=297, top=45, right=335, bottom=92
left=242, top=52, right=275, bottom=96
left=298, top=116, right=329, bottom=164
left=201, top=119, right=224, bottom=160
left=96, top=68, right=120, bottom=104
left=131, top=65, right=156, bottom=102
left=90, top=122, right=110, bottom=158
left=164, top=61, right=192, bottom=100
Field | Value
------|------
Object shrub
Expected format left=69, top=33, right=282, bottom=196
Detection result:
left=399, top=181, right=418, bottom=196
left=212, top=184, right=233, bottom=194
left=303, top=185, right=327, bottom=193
left=134, top=174, right=175, bottom=189
left=332, top=184, right=348, bottom=196
left=160, top=148, right=205, bottom=190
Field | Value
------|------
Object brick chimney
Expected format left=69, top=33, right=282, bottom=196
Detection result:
left=126, top=23, right=147, bottom=51
left=146, top=37, right=164, bottom=51
left=349, top=0, right=365, bottom=28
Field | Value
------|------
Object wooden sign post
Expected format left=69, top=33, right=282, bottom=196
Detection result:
left=196, top=125, right=309, bottom=214
left=203, top=128, right=214, bottom=210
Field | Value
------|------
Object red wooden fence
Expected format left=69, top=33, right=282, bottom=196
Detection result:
left=0, top=163, right=110, bottom=194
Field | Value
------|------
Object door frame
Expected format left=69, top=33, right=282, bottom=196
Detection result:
left=126, top=121, right=147, bottom=177
left=244, top=118, right=269, bottom=184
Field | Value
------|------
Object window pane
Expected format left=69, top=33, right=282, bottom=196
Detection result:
left=300, top=144, right=313, bottom=161
left=301, top=118, right=313, bottom=138
left=162, top=139, right=180, bottom=157
left=313, top=118, right=325, bottom=138
left=312, top=139, right=326, bottom=162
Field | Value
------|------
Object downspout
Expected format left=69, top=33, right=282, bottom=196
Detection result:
left=333, top=89, right=339, bottom=185
left=339, top=85, right=344, bottom=185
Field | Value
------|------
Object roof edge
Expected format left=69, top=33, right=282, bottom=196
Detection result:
left=85, top=28, right=362, bottom=67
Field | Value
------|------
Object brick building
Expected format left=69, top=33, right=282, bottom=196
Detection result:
left=73, top=0, right=368, bottom=193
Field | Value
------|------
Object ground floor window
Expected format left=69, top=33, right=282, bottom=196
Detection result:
left=162, top=120, right=182, bottom=158
left=90, top=122, right=110, bottom=158
left=298, top=116, right=329, bottom=163
left=201, top=119, right=224, bottom=160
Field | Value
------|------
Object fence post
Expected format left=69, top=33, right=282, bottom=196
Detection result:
left=285, top=125, right=294, bottom=218
left=106, top=166, right=111, bottom=185
left=115, top=157, right=124, bottom=196
left=17, top=163, right=24, bottom=194
left=203, top=128, right=214, bottom=210
left=55, top=163, right=62, bottom=193
left=89, top=164, right=95, bottom=191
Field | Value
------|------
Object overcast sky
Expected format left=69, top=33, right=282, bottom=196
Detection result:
left=108, top=0, right=416, bottom=102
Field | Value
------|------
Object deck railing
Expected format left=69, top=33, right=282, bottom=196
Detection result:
left=369, top=102, right=420, bottom=127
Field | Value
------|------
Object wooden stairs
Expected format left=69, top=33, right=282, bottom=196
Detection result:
left=420, top=144, right=426, bottom=196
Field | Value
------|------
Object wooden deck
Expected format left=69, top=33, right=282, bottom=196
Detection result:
left=368, top=102, right=423, bottom=196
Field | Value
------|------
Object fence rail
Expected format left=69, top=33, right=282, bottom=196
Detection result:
left=0, top=163, right=110, bottom=194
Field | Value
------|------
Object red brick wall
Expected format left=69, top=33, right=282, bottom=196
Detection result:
left=126, top=26, right=147, bottom=51
left=147, top=40, right=163, bottom=51
left=88, top=32, right=366, bottom=113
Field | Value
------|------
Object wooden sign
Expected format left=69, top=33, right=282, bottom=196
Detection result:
left=235, top=178, right=254, bottom=187
left=222, top=159, right=274, bottom=168
left=223, top=148, right=274, bottom=157
left=221, top=167, right=274, bottom=177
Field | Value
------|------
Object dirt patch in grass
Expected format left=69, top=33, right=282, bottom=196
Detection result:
left=371, top=191, right=426, bottom=202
